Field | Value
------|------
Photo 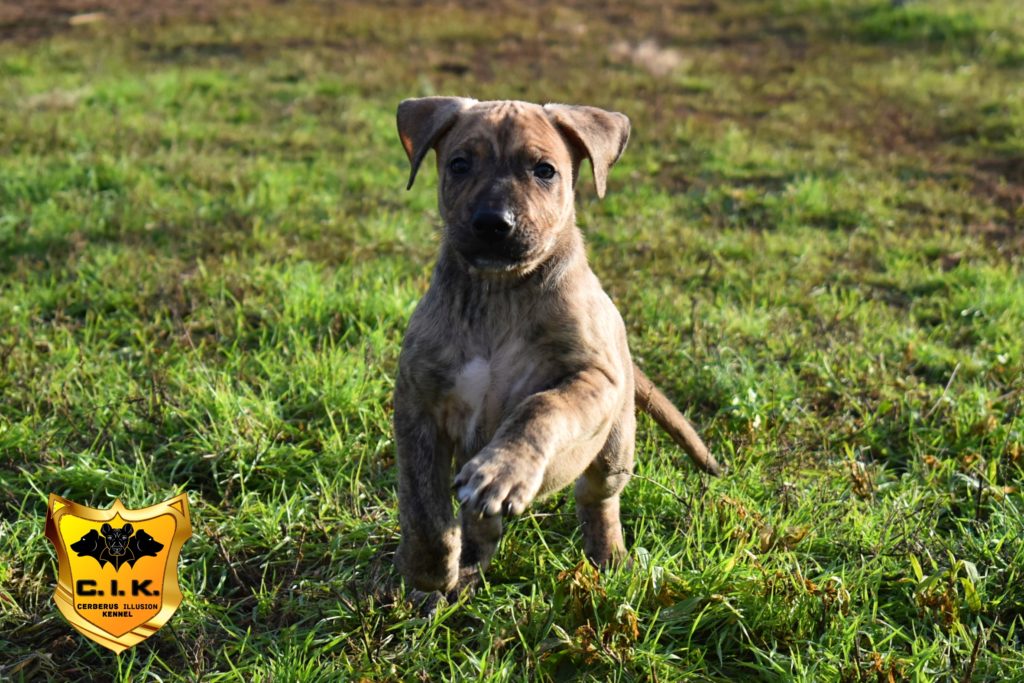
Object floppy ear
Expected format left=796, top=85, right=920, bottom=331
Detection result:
left=544, top=104, right=630, bottom=198
left=397, top=96, right=477, bottom=190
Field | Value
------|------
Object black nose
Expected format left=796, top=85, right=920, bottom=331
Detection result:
left=472, top=209, right=514, bottom=242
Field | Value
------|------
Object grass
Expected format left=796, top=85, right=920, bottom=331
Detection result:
left=1, top=0, right=1022, bottom=679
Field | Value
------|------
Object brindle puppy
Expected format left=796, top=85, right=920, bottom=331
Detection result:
left=393, top=97, right=722, bottom=599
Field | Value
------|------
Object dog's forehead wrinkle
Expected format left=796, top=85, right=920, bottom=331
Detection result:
left=459, top=102, right=563, bottom=157
left=447, top=131, right=498, bottom=160
left=450, top=136, right=488, bottom=153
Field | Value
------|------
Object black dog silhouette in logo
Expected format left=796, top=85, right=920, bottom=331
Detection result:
left=70, top=523, right=164, bottom=570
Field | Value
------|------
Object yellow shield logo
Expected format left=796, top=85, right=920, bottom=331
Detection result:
left=44, top=493, right=192, bottom=653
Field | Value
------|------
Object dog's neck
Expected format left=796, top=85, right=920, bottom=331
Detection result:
left=436, top=223, right=586, bottom=294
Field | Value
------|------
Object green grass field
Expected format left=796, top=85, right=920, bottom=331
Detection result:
left=1, top=0, right=1022, bottom=680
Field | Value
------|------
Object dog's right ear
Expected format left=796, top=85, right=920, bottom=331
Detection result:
left=397, top=97, right=477, bottom=190
left=101, top=523, right=112, bottom=535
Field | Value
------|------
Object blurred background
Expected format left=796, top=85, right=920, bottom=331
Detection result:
left=1, top=1, right=1022, bottom=680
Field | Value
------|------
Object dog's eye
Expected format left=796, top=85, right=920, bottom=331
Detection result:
left=449, top=157, right=471, bottom=175
left=533, top=162, right=556, bottom=180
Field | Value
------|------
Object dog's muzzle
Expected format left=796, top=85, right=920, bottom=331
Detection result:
left=461, top=208, right=528, bottom=269
left=472, top=208, right=515, bottom=243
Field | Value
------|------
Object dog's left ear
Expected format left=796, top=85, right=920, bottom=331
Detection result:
left=397, top=96, right=477, bottom=190
left=544, top=104, right=630, bottom=198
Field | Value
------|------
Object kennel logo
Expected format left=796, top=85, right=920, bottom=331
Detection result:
left=45, top=493, right=192, bottom=653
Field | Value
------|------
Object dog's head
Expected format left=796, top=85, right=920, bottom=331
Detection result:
left=100, top=523, right=133, bottom=556
left=130, top=529, right=164, bottom=557
left=397, top=98, right=630, bottom=274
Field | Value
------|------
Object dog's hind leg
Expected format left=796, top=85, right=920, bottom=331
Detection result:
left=575, top=404, right=635, bottom=566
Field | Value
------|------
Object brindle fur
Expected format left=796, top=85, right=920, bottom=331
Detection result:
left=393, top=97, right=721, bottom=597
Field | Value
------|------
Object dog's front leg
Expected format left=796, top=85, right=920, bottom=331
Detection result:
left=454, top=367, right=620, bottom=518
left=394, top=394, right=460, bottom=593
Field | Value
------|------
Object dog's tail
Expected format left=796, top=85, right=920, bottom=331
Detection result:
left=633, top=363, right=723, bottom=476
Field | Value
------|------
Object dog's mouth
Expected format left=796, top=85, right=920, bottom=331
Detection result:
left=465, top=253, right=525, bottom=271
left=458, top=242, right=533, bottom=272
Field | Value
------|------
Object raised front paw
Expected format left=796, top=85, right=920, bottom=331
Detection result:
left=453, top=448, right=544, bottom=517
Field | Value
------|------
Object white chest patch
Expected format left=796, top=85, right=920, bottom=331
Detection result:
left=454, top=356, right=491, bottom=443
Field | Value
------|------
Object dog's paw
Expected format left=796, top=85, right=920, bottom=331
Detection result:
left=408, top=589, right=446, bottom=617
left=395, top=532, right=460, bottom=594
left=453, top=448, right=544, bottom=517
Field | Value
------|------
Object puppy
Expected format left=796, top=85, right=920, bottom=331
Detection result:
left=392, top=97, right=721, bottom=597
